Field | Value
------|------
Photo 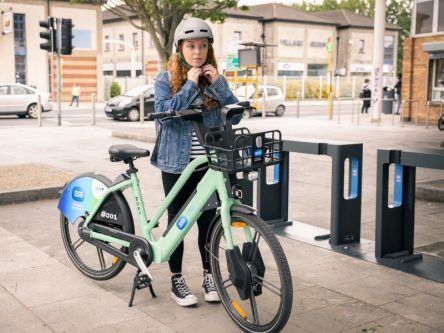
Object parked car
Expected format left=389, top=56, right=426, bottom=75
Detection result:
left=0, top=83, right=52, bottom=118
left=105, top=85, right=155, bottom=121
left=234, top=84, right=287, bottom=118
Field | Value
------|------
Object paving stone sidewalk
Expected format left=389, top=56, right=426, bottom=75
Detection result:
left=0, top=117, right=443, bottom=332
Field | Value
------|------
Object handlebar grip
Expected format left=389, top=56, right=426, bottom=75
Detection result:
left=147, top=111, right=175, bottom=120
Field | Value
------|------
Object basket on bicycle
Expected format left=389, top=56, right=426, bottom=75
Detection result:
left=203, top=127, right=283, bottom=173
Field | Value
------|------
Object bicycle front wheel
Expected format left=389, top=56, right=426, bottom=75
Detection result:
left=209, top=212, right=293, bottom=333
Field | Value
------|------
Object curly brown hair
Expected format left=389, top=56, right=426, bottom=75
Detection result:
left=167, top=43, right=220, bottom=110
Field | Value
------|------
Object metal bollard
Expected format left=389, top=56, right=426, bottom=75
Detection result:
left=91, top=93, right=96, bottom=126
left=296, top=91, right=301, bottom=118
left=140, top=94, right=145, bottom=123
left=37, top=94, right=42, bottom=127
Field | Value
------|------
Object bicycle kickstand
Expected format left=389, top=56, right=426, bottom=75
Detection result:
left=128, top=269, right=157, bottom=307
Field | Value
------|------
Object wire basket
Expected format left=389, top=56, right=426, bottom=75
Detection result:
left=204, top=127, right=282, bottom=173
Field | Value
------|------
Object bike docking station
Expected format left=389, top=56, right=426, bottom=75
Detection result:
left=243, top=137, right=444, bottom=283
left=375, top=148, right=444, bottom=282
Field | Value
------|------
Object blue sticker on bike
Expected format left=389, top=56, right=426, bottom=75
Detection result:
left=176, top=216, right=188, bottom=230
left=58, top=177, right=108, bottom=224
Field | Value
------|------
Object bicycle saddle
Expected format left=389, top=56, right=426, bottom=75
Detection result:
left=109, top=144, right=150, bottom=162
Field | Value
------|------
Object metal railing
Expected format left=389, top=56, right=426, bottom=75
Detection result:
left=337, top=97, right=355, bottom=125
left=401, top=100, right=419, bottom=127
left=426, top=100, right=444, bottom=129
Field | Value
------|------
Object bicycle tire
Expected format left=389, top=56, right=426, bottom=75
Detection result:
left=438, top=113, right=444, bottom=131
left=209, top=212, right=293, bottom=333
left=60, top=214, right=128, bottom=280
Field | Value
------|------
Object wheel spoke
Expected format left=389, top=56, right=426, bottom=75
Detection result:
left=72, top=238, right=85, bottom=251
left=254, top=275, right=281, bottom=297
left=205, top=246, right=220, bottom=263
left=97, top=248, right=106, bottom=270
left=249, top=287, right=259, bottom=325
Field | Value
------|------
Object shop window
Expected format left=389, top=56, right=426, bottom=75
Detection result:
left=415, top=0, right=434, bottom=34
left=439, top=0, right=444, bottom=32
left=431, top=59, right=444, bottom=100
left=384, top=36, right=394, bottom=66
left=13, top=14, right=26, bottom=85
left=307, top=64, right=327, bottom=76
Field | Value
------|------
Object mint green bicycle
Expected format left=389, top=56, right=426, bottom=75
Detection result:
left=58, top=104, right=293, bottom=332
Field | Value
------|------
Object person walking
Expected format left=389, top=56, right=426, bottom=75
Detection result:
left=394, top=74, right=402, bottom=115
left=151, top=17, right=239, bottom=307
left=69, top=83, right=80, bottom=107
left=360, top=78, right=371, bottom=114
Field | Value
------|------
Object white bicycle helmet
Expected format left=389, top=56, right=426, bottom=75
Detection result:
left=174, top=17, right=213, bottom=49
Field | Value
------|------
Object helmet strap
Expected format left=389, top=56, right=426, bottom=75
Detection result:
left=178, top=52, right=192, bottom=70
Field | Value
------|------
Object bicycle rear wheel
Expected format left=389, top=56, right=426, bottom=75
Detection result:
left=208, top=212, right=293, bottom=333
left=60, top=215, right=128, bottom=280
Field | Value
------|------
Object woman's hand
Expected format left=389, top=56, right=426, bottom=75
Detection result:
left=187, top=67, right=202, bottom=86
left=202, top=64, right=219, bottom=84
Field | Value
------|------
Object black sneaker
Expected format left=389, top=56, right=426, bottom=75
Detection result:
left=171, top=274, right=197, bottom=306
left=202, top=271, right=220, bottom=302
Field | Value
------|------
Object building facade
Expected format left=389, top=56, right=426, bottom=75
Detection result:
left=101, top=4, right=400, bottom=79
left=0, top=0, right=103, bottom=101
left=402, top=0, right=444, bottom=124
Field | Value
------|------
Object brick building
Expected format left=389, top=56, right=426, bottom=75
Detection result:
left=402, top=0, right=444, bottom=124
left=0, top=0, right=103, bottom=102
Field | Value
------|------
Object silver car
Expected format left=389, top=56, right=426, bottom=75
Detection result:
left=234, top=84, right=287, bottom=118
left=0, top=83, right=52, bottom=118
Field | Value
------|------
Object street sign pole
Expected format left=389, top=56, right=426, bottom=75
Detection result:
left=56, top=18, right=62, bottom=127
left=327, top=38, right=333, bottom=120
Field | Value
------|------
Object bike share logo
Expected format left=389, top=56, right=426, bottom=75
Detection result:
left=72, top=186, right=85, bottom=202
left=176, top=216, right=188, bottom=230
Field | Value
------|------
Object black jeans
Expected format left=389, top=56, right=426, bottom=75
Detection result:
left=161, top=169, right=215, bottom=274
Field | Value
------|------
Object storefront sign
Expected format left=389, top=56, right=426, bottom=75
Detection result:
left=350, top=64, right=373, bottom=73
left=280, top=39, right=303, bottom=47
left=310, top=41, right=326, bottom=48
left=277, top=62, right=304, bottom=71
left=2, top=12, right=12, bottom=34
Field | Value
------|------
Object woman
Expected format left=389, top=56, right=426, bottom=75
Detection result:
left=360, top=78, right=371, bottom=114
left=151, top=17, right=239, bottom=307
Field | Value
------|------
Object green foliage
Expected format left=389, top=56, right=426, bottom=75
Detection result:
left=110, top=82, right=121, bottom=98
left=293, top=0, right=412, bottom=74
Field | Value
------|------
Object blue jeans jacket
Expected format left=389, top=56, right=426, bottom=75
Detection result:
left=151, top=71, right=239, bottom=173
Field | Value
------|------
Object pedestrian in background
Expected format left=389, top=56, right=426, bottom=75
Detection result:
left=69, top=83, right=80, bottom=107
left=394, top=74, right=402, bottom=115
left=360, top=78, right=371, bottom=114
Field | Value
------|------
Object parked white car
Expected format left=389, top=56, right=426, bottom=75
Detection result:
left=234, top=84, right=287, bottom=118
left=0, top=83, right=52, bottom=119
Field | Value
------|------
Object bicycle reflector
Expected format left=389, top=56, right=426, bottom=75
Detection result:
left=231, top=300, right=247, bottom=319
left=231, top=221, right=247, bottom=228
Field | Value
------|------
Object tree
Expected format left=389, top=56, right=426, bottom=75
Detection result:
left=294, top=0, right=412, bottom=73
left=74, top=0, right=243, bottom=66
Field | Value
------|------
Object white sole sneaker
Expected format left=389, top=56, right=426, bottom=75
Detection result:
left=171, top=292, right=198, bottom=307
left=204, top=290, right=221, bottom=302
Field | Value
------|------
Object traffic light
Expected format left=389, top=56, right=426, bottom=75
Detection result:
left=61, top=18, right=74, bottom=55
left=39, top=17, right=56, bottom=52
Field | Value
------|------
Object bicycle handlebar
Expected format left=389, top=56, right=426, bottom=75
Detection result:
left=147, top=111, right=176, bottom=120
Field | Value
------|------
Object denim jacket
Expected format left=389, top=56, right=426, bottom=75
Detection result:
left=151, top=71, right=239, bottom=173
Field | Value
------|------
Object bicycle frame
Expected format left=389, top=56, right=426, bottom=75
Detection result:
left=83, top=156, right=251, bottom=264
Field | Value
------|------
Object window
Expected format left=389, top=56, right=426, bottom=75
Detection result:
left=277, top=70, right=303, bottom=77
left=267, top=88, right=279, bottom=96
left=133, top=33, right=139, bottom=50
left=234, top=31, right=242, bottom=41
left=73, top=30, right=92, bottom=49
left=119, top=34, right=125, bottom=51
left=11, top=85, right=29, bottom=95
left=384, top=35, right=394, bottom=65
left=0, top=86, right=9, bottom=95
left=307, top=64, right=327, bottom=76
left=431, top=58, right=444, bottom=100
left=105, top=35, right=110, bottom=52
left=439, top=0, right=444, bottom=31
left=13, top=14, right=26, bottom=84
left=358, top=39, right=365, bottom=54
left=415, top=0, right=434, bottom=34
left=103, top=70, right=113, bottom=76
